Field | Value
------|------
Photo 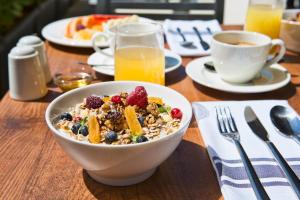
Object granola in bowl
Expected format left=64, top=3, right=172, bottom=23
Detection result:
left=55, top=86, right=182, bottom=145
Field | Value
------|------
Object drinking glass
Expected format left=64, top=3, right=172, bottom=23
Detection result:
left=114, top=22, right=165, bottom=85
left=245, top=0, right=285, bottom=39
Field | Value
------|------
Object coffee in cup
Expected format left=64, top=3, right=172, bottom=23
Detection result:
left=211, top=31, right=285, bottom=83
left=226, top=41, right=256, bottom=46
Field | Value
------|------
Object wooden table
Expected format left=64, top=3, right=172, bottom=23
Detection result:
left=1, top=26, right=300, bottom=200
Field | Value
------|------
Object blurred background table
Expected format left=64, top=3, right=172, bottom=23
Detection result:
left=0, top=25, right=300, bottom=200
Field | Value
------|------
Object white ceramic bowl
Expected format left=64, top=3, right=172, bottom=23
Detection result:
left=45, top=81, right=192, bottom=186
left=280, top=9, right=300, bottom=53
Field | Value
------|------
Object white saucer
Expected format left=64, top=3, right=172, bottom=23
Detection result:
left=88, top=48, right=182, bottom=76
left=186, top=56, right=291, bottom=93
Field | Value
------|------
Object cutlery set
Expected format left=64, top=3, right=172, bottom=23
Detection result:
left=216, top=106, right=300, bottom=199
left=176, top=27, right=211, bottom=50
left=216, top=107, right=270, bottom=200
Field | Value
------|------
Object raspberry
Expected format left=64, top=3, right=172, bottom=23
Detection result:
left=86, top=96, right=104, bottom=109
left=171, top=108, right=182, bottom=119
left=126, top=86, right=148, bottom=108
left=111, top=95, right=121, bottom=104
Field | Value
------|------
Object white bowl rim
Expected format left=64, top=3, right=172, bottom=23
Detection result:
left=45, top=81, right=193, bottom=149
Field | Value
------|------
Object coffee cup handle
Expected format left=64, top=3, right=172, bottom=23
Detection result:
left=264, top=39, right=286, bottom=68
left=92, top=33, right=113, bottom=57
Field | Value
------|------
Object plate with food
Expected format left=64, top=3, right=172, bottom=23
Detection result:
left=45, top=81, right=192, bottom=186
left=42, top=14, right=152, bottom=48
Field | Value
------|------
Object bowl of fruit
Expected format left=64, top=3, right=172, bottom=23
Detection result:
left=45, top=81, right=192, bottom=186
left=280, top=9, right=300, bottom=53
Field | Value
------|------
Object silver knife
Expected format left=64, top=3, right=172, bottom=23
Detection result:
left=244, top=106, right=300, bottom=198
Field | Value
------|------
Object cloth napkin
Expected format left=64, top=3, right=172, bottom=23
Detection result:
left=163, top=19, right=222, bottom=56
left=192, top=100, right=300, bottom=200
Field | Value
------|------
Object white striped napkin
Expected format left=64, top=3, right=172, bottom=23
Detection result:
left=163, top=19, right=222, bottom=56
left=192, top=100, right=300, bottom=200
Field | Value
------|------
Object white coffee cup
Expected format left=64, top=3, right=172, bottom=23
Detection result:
left=17, top=35, right=52, bottom=83
left=8, top=46, right=48, bottom=101
left=92, top=26, right=116, bottom=57
left=211, top=31, right=286, bottom=83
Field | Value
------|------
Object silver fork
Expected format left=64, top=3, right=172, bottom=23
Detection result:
left=216, top=107, right=270, bottom=200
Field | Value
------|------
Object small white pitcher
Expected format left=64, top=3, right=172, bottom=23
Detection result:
left=8, top=46, right=48, bottom=101
left=17, top=35, right=52, bottom=83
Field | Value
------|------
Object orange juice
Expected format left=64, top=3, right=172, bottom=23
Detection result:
left=245, top=4, right=283, bottom=39
left=115, top=47, right=165, bottom=85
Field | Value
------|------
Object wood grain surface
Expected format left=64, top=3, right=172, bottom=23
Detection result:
left=0, top=25, right=300, bottom=200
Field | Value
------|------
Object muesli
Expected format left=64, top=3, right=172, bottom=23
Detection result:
left=55, top=86, right=182, bottom=145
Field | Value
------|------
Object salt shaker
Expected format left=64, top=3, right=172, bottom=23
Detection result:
left=8, top=46, right=48, bottom=101
left=17, top=35, right=52, bottom=83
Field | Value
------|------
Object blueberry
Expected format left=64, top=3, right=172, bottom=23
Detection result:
left=71, top=123, right=81, bottom=135
left=79, top=126, right=89, bottom=136
left=105, top=131, right=118, bottom=144
left=138, top=116, right=144, bottom=126
left=136, top=135, right=148, bottom=143
left=60, top=113, right=72, bottom=121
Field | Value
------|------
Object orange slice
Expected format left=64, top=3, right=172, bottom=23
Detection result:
left=88, top=115, right=101, bottom=144
left=102, top=96, right=111, bottom=103
left=148, top=97, right=163, bottom=105
left=73, top=29, right=94, bottom=41
left=124, top=106, right=143, bottom=135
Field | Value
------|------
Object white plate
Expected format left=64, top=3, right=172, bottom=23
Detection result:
left=42, top=16, right=153, bottom=48
left=186, top=56, right=291, bottom=93
left=88, top=48, right=182, bottom=76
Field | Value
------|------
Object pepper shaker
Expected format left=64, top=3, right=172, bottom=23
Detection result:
left=8, top=46, right=48, bottom=101
left=17, top=35, right=52, bottom=83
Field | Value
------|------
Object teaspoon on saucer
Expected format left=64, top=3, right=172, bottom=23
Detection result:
left=78, top=61, right=113, bottom=67
left=204, top=61, right=216, bottom=72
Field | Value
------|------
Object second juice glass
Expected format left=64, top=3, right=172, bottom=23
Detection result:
left=245, top=0, right=285, bottom=39
left=114, top=22, right=165, bottom=85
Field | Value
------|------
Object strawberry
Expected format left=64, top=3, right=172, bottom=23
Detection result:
left=126, top=86, right=148, bottom=108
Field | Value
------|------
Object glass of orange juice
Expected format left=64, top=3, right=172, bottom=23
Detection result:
left=245, top=0, right=285, bottom=39
left=114, top=22, right=165, bottom=85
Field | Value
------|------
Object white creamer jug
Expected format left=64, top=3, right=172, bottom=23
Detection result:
left=8, top=46, right=48, bottom=101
